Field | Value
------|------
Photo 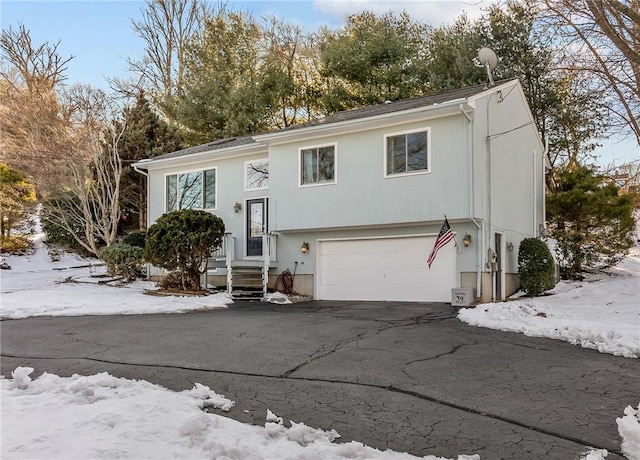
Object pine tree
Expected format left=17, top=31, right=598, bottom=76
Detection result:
left=117, top=92, right=183, bottom=231
left=546, top=165, right=635, bottom=278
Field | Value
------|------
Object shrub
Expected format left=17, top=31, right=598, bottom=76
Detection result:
left=99, top=243, right=144, bottom=282
left=518, top=238, right=556, bottom=296
left=122, top=230, right=146, bottom=248
left=145, top=210, right=225, bottom=291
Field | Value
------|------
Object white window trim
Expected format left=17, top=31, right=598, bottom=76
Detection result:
left=244, top=158, right=269, bottom=191
left=383, top=127, right=431, bottom=178
left=164, top=166, right=218, bottom=212
left=298, top=142, right=338, bottom=188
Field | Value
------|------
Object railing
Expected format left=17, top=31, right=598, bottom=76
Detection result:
left=211, top=233, right=233, bottom=260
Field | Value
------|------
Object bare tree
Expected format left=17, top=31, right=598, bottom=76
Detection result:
left=127, top=0, right=214, bottom=100
left=0, top=26, right=76, bottom=193
left=542, top=0, right=640, bottom=145
left=44, top=88, right=126, bottom=257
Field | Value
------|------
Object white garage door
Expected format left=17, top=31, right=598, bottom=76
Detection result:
left=317, top=235, right=456, bottom=302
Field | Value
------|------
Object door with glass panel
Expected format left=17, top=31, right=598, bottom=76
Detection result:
left=246, top=198, right=267, bottom=257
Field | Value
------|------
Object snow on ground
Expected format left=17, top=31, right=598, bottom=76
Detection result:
left=1, top=215, right=639, bottom=459
left=1, top=367, right=480, bottom=460
left=458, top=241, right=640, bottom=359
left=0, top=220, right=231, bottom=320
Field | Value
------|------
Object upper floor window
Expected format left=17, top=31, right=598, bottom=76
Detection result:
left=245, top=159, right=269, bottom=191
left=166, top=168, right=216, bottom=211
left=300, top=144, right=336, bottom=186
left=385, top=129, right=430, bottom=176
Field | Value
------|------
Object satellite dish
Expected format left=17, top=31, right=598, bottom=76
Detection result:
left=476, top=47, right=498, bottom=86
left=478, top=47, right=498, bottom=70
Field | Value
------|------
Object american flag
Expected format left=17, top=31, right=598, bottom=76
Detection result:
left=427, top=218, right=455, bottom=269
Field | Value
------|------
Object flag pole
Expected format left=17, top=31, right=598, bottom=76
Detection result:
left=445, top=215, right=461, bottom=252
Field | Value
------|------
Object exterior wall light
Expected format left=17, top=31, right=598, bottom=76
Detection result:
left=301, top=242, right=310, bottom=254
left=507, top=242, right=514, bottom=252
left=463, top=233, right=472, bottom=247
left=233, top=202, right=242, bottom=213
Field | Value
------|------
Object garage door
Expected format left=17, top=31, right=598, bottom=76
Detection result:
left=317, top=236, right=456, bottom=302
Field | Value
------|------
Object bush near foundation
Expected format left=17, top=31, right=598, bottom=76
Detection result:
left=145, top=210, right=225, bottom=291
left=99, top=243, right=144, bottom=282
left=518, top=238, right=556, bottom=296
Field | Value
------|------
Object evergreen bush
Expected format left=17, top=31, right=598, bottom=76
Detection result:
left=518, top=238, right=556, bottom=296
left=99, top=243, right=144, bottom=282
left=122, top=230, right=146, bottom=248
left=145, top=210, right=225, bottom=291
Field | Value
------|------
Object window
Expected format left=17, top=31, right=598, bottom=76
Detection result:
left=385, top=129, right=429, bottom=176
left=166, top=168, right=216, bottom=211
left=245, top=159, right=269, bottom=190
left=300, top=144, right=336, bottom=186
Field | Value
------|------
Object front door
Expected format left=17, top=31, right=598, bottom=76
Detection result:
left=246, top=198, right=267, bottom=257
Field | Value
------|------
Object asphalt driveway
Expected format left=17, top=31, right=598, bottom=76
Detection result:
left=2, top=301, right=638, bottom=459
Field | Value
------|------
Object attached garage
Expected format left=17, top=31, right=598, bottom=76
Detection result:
left=316, top=235, right=457, bottom=302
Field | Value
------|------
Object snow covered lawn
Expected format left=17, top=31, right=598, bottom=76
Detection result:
left=458, top=241, right=640, bottom=359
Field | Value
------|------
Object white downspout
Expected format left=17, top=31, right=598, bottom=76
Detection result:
left=460, top=104, right=482, bottom=297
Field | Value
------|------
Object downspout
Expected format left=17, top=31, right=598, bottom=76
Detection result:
left=132, top=165, right=149, bottom=228
left=460, top=104, right=482, bottom=297
left=533, top=151, right=537, bottom=237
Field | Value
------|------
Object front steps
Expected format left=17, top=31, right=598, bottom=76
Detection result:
left=228, top=262, right=267, bottom=301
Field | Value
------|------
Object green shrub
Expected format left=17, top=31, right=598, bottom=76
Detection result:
left=99, top=243, right=144, bottom=282
left=122, top=230, right=146, bottom=248
left=145, top=210, right=225, bottom=291
left=518, top=238, right=556, bottom=296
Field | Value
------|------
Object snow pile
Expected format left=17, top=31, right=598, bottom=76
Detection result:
left=1, top=367, right=480, bottom=460
left=618, top=404, right=640, bottom=460
left=458, top=241, right=640, bottom=359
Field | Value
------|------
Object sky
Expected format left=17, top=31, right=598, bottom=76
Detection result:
left=1, top=0, right=638, bottom=165
left=1, top=207, right=639, bottom=459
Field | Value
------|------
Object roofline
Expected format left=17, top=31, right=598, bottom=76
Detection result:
left=253, top=98, right=472, bottom=145
left=254, top=80, right=519, bottom=145
left=132, top=141, right=267, bottom=170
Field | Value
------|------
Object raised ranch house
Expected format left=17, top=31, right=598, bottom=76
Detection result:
left=134, top=79, right=547, bottom=304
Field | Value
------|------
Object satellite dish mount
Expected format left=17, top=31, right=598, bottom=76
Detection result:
left=475, top=47, right=498, bottom=86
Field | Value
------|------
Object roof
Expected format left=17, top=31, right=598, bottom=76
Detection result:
left=139, top=135, right=257, bottom=163
left=139, top=80, right=516, bottom=165
left=271, top=81, right=497, bottom=134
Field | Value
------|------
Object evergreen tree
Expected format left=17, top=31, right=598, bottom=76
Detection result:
left=546, top=165, right=635, bottom=279
left=0, top=163, right=36, bottom=243
left=118, top=92, right=183, bottom=230
left=319, top=11, right=431, bottom=111
left=174, top=10, right=266, bottom=144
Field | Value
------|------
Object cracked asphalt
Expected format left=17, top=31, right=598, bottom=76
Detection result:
left=1, top=300, right=638, bottom=459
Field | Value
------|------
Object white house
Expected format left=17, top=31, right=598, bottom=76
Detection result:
left=134, top=78, right=547, bottom=304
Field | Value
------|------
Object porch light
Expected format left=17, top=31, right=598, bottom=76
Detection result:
left=507, top=242, right=514, bottom=252
left=233, top=202, right=242, bottom=213
left=463, top=233, right=472, bottom=247
left=301, top=242, right=310, bottom=254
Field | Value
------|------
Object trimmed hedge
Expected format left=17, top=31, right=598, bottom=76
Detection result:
left=518, top=238, right=556, bottom=296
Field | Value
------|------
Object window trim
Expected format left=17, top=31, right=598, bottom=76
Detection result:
left=298, top=142, right=338, bottom=188
left=164, top=166, right=218, bottom=212
left=244, top=158, right=269, bottom=192
left=383, top=127, right=431, bottom=178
